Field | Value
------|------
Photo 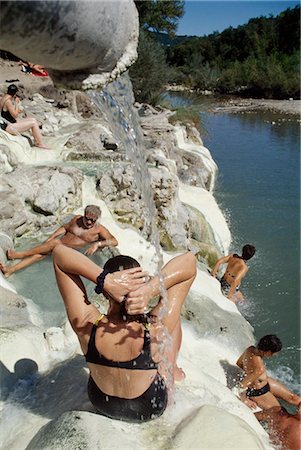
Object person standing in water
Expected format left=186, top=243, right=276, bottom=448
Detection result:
left=52, top=245, right=196, bottom=422
left=237, top=335, right=301, bottom=411
left=0, top=84, right=48, bottom=148
left=211, top=244, right=256, bottom=302
left=0, top=205, right=118, bottom=277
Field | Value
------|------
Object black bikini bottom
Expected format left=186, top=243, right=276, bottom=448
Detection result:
left=246, top=383, right=270, bottom=398
left=87, top=373, right=168, bottom=423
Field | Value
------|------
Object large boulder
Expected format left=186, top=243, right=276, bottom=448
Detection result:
left=0, top=166, right=83, bottom=238
left=0, top=1, right=139, bottom=89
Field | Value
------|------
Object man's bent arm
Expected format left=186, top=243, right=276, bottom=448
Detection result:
left=46, top=225, right=67, bottom=242
left=96, top=225, right=118, bottom=249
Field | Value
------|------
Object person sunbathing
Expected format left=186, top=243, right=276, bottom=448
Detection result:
left=0, top=84, right=48, bottom=148
left=0, top=205, right=118, bottom=277
left=20, top=60, right=48, bottom=76
left=52, top=246, right=196, bottom=422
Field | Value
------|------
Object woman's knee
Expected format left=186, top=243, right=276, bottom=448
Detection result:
left=28, top=118, right=38, bottom=127
left=185, top=252, right=197, bottom=277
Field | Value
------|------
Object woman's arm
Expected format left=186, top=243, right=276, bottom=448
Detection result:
left=211, top=254, right=231, bottom=278
left=6, top=98, right=21, bottom=120
left=52, top=245, right=147, bottom=330
left=126, top=252, right=196, bottom=334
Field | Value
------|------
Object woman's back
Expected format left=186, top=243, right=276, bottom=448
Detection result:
left=226, top=254, right=247, bottom=277
left=80, top=317, right=159, bottom=399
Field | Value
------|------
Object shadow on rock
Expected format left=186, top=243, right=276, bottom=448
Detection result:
left=219, top=359, right=243, bottom=390
left=1, top=355, right=92, bottom=419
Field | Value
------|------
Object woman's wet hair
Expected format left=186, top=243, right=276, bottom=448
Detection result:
left=257, top=334, right=282, bottom=353
left=7, top=84, right=18, bottom=96
left=103, top=255, right=140, bottom=274
left=242, top=244, right=256, bottom=260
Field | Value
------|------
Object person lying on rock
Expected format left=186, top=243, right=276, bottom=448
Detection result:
left=0, top=205, right=118, bottom=278
left=237, top=335, right=301, bottom=411
left=0, top=84, right=48, bottom=149
left=211, top=244, right=256, bottom=302
left=255, top=403, right=301, bottom=450
left=53, top=245, right=196, bottom=422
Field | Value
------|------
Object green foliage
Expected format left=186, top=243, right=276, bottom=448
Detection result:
left=130, top=5, right=300, bottom=101
left=129, top=29, right=173, bottom=104
left=164, top=5, right=300, bottom=98
left=135, top=0, right=184, bottom=35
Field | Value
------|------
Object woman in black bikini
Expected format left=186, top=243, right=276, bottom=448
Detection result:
left=52, top=245, right=196, bottom=422
left=237, top=335, right=301, bottom=411
left=211, top=244, right=256, bottom=302
left=0, top=84, right=48, bottom=148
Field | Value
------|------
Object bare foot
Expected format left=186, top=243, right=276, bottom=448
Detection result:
left=6, top=249, right=16, bottom=260
left=174, top=365, right=186, bottom=382
left=35, top=143, right=50, bottom=149
left=0, top=263, right=11, bottom=278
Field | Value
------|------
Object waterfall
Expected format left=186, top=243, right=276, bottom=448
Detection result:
left=89, top=74, right=175, bottom=386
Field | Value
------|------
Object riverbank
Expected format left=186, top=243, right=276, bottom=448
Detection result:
left=165, top=84, right=300, bottom=117
left=213, top=97, right=301, bottom=116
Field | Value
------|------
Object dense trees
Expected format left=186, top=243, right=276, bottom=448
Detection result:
left=134, top=0, right=184, bottom=35
left=130, top=0, right=183, bottom=103
left=130, top=4, right=300, bottom=102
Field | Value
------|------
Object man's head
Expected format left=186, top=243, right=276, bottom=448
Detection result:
left=242, top=244, right=256, bottom=260
left=257, top=334, right=282, bottom=356
left=83, top=205, right=101, bottom=228
left=7, top=84, right=18, bottom=96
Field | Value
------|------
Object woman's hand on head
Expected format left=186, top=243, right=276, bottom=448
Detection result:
left=103, top=267, right=148, bottom=303
left=125, top=281, right=156, bottom=315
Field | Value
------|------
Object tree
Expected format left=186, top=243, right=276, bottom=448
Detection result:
left=135, top=0, right=184, bottom=36
left=129, top=29, right=173, bottom=103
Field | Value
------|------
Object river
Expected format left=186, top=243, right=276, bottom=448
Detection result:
left=164, top=92, right=300, bottom=392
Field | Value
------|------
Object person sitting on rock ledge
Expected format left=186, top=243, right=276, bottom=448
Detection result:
left=211, top=244, right=256, bottom=302
left=0, top=84, right=48, bottom=149
left=0, top=205, right=118, bottom=278
left=236, top=335, right=301, bottom=411
left=52, top=245, right=196, bottom=422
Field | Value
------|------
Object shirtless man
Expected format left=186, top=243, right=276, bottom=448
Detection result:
left=0, top=205, right=118, bottom=277
left=211, top=244, right=256, bottom=302
left=255, top=404, right=301, bottom=450
left=237, top=335, right=301, bottom=411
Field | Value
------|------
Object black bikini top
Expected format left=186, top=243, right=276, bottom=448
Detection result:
left=85, top=316, right=158, bottom=370
left=1, top=100, right=16, bottom=124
